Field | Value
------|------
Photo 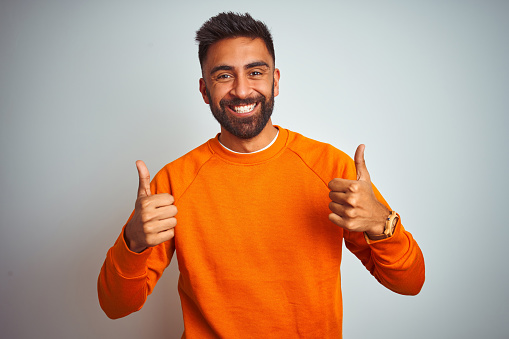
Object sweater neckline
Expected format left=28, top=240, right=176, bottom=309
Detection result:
left=208, top=126, right=288, bottom=164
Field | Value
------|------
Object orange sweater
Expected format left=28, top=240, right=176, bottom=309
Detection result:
left=98, top=127, right=425, bottom=338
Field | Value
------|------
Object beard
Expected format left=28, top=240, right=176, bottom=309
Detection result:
left=206, top=85, right=275, bottom=139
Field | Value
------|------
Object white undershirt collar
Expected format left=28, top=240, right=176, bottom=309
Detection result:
left=219, top=130, right=279, bottom=154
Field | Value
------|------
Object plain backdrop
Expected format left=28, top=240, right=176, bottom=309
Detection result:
left=1, top=0, right=508, bottom=338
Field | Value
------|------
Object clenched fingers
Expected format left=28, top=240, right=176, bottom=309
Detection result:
left=137, top=193, right=175, bottom=209
left=328, top=178, right=363, bottom=193
left=144, top=227, right=176, bottom=247
left=143, top=214, right=178, bottom=234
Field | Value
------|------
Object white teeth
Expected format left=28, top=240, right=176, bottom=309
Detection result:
left=232, top=103, right=256, bottom=114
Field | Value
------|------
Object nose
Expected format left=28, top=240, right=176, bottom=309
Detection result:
left=230, top=75, right=251, bottom=99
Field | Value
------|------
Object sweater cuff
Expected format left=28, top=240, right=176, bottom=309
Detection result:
left=364, top=218, right=412, bottom=265
left=110, top=227, right=153, bottom=278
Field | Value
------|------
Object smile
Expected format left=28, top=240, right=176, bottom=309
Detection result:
left=230, top=103, right=257, bottom=114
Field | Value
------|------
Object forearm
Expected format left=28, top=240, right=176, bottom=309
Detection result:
left=346, top=220, right=425, bottom=295
left=97, top=231, right=153, bottom=318
left=98, top=224, right=175, bottom=319
left=371, top=223, right=425, bottom=295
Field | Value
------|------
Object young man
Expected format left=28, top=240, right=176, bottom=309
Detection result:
left=98, top=12, right=425, bottom=338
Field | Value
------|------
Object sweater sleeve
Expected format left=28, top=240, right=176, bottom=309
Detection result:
left=294, top=135, right=425, bottom=296
left=97, top=169, right=175, bottom=319
left=286, top=133, right=425, bottom=295
left=343, top=184, right=425, bottom=295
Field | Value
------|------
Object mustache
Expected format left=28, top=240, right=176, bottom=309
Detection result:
left=220, top=94, right=266, bottom=107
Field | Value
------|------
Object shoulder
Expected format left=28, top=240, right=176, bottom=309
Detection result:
left=151, top=139, right=215, bottom=198
left=285, top=129, right=357, bottom=181
left=167, top=140, right=214, bottom=171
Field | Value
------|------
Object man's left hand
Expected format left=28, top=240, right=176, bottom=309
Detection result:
left=328, top=144, right=390, bottom=237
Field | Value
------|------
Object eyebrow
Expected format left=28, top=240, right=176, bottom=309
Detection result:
left=210, top=65, right=233, bottom=75
left=210, top=61, right=270, bottom=75
left=246, top=61, right=270, bottom=69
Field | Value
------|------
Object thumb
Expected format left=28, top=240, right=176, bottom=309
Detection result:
left=136, top=160, right=151, bottom=197
left=354, top=144, right=371, bottom=182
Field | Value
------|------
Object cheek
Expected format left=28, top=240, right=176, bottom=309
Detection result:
left=257, top=79, right=275, bottom=94
left=260, top=85, right=274, bottom=98
left=210, top=86, right=230, bottom=104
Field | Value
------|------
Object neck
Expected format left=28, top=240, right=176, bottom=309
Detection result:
left=218, top=120, right=278, bottom=153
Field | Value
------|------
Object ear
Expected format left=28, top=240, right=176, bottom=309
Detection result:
left=273, top=68, right=280, bottom=97
left=199, top=78, right=209, bottom=104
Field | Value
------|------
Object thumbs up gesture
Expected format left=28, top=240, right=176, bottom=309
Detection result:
left=328, top=145, right=389, bottom=237
left=124, top=161, right=178, bottom=253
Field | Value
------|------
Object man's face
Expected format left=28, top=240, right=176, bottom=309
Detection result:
left=199, top=37, right=280, bottom=139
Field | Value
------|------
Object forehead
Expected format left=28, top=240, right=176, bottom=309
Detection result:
left=203, top=37, right=273, bottom=72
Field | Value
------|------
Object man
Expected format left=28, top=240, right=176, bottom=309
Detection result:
left=98, top=12, right=425, bottom=338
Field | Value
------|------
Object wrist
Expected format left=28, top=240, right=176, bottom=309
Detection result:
left=365, top=223, right=385, bottom=238
left=365, top=206, right=390, bottom=237
left=123, top=228, right=147, bottom=253
left=364, top=211, right=399, bottom=242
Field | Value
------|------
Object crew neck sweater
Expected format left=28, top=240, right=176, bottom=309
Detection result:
left=98, top=127, right=425, bottom=338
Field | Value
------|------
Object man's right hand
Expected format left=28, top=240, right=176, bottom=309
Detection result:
left=124, top=160, right=177, bottom=253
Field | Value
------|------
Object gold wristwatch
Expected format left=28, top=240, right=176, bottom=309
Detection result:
left=364, top=211, right=399, bottom=243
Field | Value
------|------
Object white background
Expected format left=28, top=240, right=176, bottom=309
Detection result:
left=1, top=0, right=508, bottom=338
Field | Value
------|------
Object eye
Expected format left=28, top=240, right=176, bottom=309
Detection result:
left=216, top=73, right=232, bottom=81
left=250, top=71, right=262, bottom=76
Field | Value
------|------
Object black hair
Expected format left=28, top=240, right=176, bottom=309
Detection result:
left=195, top=12, right=275, bottom=69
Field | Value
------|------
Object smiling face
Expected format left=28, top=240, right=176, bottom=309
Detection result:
left=199, top=37, right=280, bottom=139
